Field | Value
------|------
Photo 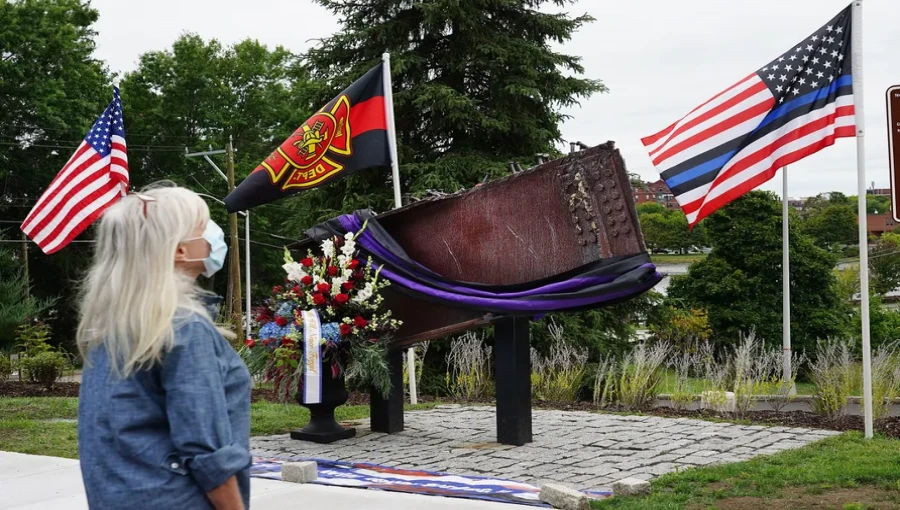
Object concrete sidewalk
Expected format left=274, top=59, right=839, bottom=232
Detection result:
left=0, top=451, right=511, bottom=509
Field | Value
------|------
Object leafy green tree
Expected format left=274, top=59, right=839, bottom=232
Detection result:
left=289, top=0, right=606, bottom=230
left=869, top=232, right=900, bottom=296
left=0, top=0, right=108, bottom=198
left=848, top=193, right=892, bottom=215
left=0, top=0, right=108, bottom=346
left=637, top=204, right=706, bottom=253
left=804, top=203, right=858, bottom=249
left=121, top=35, right=320, bottom=299
left=668, top=191, right=849, bottom=352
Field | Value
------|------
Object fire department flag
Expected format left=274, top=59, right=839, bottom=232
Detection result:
left=225, top=63, right=391, bottom=212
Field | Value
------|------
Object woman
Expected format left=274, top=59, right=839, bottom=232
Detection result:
left=76, top=185, right=251, bottom=510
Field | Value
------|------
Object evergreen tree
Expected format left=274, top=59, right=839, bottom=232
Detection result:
left=284, top=0, right=606, bottom=229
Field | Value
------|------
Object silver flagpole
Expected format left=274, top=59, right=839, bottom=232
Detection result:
left=382, top=52, right=418, bottom=405
left=851, top=0, right=873, bottom=439
left=782, top=166, right=795, bottom=395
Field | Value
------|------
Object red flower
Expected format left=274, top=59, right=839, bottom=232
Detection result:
left=335, top=293, right=350, bottom=304
left=342, top=282, right=355, bottom=291
left=348, top=259, right=360, bottom=270
left=301, top=275, right=313, bottom=285
left=369, top=338, right=379, bottom=343
left=332, top=363, right=340, bottom=378
left=281, top=337, right=295, bottom=347
left=292, top=285, right=302, bottom=294
left=274, top=316, right=288, bottom=327
left=312, top=294, right=326, bottom=305
left=244, top=338, right=256, bottom=348
left=301, top=257, right=314, bottom=267
left=353, top=316, right=368, bottom=328
left=327, top=266, right=338, bottom=276
left=316, top=283, right=331, bottom=294
left=272, top=285, right=283, bottom=294
left=339, top=324, right=352, bottom=335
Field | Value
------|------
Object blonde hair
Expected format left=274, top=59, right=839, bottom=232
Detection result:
left=77, top=183, right=233, bottom=376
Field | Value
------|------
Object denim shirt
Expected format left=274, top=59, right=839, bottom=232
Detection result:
left=78, top=303, right=252, bottom=509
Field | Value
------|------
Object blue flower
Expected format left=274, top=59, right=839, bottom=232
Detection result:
left=276, top=302, right=295, bottom=318
left=321, top=322, right=341, bottom=343
left=259, top=322, right=282, bottom=340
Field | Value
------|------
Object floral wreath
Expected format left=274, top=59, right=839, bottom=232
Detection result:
left=242, top=225, right=400, bottom=401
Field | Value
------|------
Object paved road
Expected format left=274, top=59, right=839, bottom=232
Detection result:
left=0, top=451, right=509, bottom=510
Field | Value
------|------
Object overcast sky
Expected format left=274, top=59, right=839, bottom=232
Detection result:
left=90, top=0, right=900, bottom=199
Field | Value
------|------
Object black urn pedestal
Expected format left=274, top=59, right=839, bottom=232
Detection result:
left=290, top=369, right=356, bottom=444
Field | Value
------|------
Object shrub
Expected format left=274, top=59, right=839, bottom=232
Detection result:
left=531, top=321, right=588, bottom=402
left=667, top=348, right=699, bottom=411
left=808, top=340, right=855, bottom=421
left=617, top=342, right=670, bottom=410
left=16, top=319, right=53, bottom=357
left=446, top=331, right=493, bottom=401
left=0, top=355, right=11, bottom=382
left=18, top=351, right=69, bottom=390
left=730, top=331, right=780, bottom=417
left=762, top=349, right=806, bottom=413
left=592, top=354, right=617, bottom=408
left=866, top=342, right=900, bottom=424
left=698, top=340, right=730, bottom=410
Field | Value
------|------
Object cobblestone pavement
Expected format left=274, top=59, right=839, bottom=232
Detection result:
left=251, top=405, right=841, bottom=490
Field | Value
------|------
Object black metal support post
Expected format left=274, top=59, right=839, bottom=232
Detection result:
left=494, top=317, right=533, bottom=445
left=370, top=347, right=405, bottom=433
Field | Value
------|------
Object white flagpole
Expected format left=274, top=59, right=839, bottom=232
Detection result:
left=782, top=166, right=795, bottom=395
left=851, top=0, right=873, bottom=439
left=382, top=52, right=418, bottom=405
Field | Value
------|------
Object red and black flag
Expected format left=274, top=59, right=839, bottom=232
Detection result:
left=225, top=63, right=391, bottom=212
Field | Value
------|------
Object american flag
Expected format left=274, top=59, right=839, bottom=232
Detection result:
left=21, top=87, right=129, bottom=254
left=642, top=5, right=854, bottom=227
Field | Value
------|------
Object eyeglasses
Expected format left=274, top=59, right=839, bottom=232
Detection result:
left=134, top=194, right=157, bottom=218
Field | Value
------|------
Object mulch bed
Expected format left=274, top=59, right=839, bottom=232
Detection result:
left=0, top=381, right=81, bottom=398
left=7, top=382, right=900, bottom=439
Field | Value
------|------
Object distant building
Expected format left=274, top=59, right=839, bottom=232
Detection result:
left=863, top=213, right=898, bottom=237
left=786, top=197, right=807, bottom=211
left=633, top=179, right=679, bottom=210
left=867, top=188, right=891, bottom=196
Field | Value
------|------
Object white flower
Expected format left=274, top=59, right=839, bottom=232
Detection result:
left=352, top=282, right=375, bottom=304
left=331, top=277, right=346, bottom=294
left=321, top=239, right=335, bottom=259
left=282, top=262, right=308, bottom=283
left=341, top=232, right=356, bottom=257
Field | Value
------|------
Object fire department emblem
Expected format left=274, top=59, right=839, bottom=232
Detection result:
left=261, top=95, right=353, bottom=190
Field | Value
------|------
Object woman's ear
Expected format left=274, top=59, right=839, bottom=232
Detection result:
left=174, top=242, right=188, bottom=263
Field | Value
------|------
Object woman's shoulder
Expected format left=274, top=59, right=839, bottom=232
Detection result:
left=172, top=309, right=222, bottom=345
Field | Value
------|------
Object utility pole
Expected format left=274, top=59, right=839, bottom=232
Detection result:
left=185, top=147, right=252, bottom=337
left=225, top=136, right=243, bottom=338
left=21, top=230, right=29, bottom=297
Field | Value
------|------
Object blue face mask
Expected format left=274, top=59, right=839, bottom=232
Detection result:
left=184, top=221, right=228, bottom=277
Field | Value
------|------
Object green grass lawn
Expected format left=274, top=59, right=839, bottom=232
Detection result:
left=0, top=397, right=435, bottom=459
left=593, top=433, right=900, bottom=509
left=649, top=253, right=707, bottom=265
left=654, top=370, right=819, bottom=397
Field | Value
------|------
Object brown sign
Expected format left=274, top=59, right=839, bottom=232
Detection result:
left=889, top=85, right=900, bottom=222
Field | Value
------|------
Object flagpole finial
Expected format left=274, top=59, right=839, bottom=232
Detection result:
left=113, top=78, right=122, bottom=90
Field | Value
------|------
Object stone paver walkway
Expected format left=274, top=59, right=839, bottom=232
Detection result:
left=252, top=405, right=841, bottom=490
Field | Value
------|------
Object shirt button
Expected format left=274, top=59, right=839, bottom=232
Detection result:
left=171, top=462, right=180, bottom=469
